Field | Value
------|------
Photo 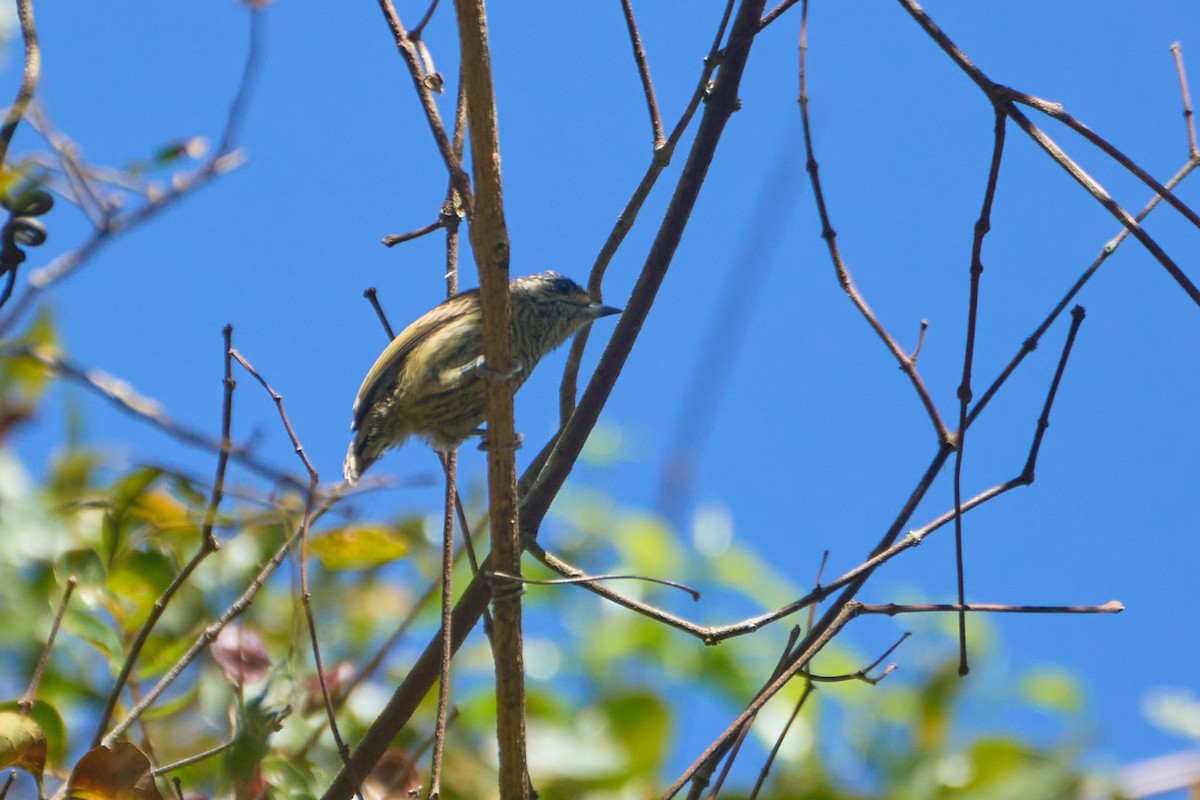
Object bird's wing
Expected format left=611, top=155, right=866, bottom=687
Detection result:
left=351, top=288, right=481, bottom=432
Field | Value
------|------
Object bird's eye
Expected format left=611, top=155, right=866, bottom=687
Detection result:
left=553, top=277, right=575, bottom=294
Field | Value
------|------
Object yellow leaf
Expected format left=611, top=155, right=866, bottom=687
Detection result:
left=310, top=524, right=412, bottom=570
left=0, top=710, right=46, bottom=785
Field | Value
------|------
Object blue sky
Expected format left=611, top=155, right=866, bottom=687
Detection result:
left=5, top=0, right=1199, bottom=785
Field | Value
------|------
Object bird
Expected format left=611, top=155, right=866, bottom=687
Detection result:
left=343, top=271, right=621, bottom=484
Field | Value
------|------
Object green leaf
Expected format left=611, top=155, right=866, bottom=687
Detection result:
left=612, top=514, right=680, bottom=577
left=1021, top=667, right=1084, bottom=715
left=106, top=548, right=176, bottom=625
left=101, top=466, right=163, bottom=564
left=62, top=603, right=123, bottom=664
left=309, top=523, right=413, bottom=570
left=603, top=691, right=670, bottom=777
left=54, top=548, right=106, bottom=599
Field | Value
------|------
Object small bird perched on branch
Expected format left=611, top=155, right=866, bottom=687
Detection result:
left=344, top=271, right=621, bottom=484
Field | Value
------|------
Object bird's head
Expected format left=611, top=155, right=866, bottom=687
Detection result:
left=512, top=271, right=622, bottom=323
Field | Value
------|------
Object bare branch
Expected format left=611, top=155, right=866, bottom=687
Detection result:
left=952, top=105, right=1008, bottom=675
left=0, top=0, right=41, bottom=169
left=619, top=0, right=665, bottom=149
left=18, top=576, right=75, bottom=713
left=855, top=600, right=1124, bottom=616
left=91, top=326, right=235, bottom=747
left=375, top=0, right=472, bottom=206
left=1171, top=43, right=1198, bottom=157
left=798, top=0, right=950, bottom=445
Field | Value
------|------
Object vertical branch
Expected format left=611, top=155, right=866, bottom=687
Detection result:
left=428, top=72, right=467, bottom=800
left=450, top=1, right=527, bottom=797
left=0, top=0, right=40, bottom=169
left=427, top=450, right=456, bottom=800
left=952, top=106, right=1007, bottom=676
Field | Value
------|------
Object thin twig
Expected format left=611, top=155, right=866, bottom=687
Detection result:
left=294, top=535, right=472, bottom=760
left=0, top=0, right=40, bottom=169
left=152, top=739, right=236, bottom=777
left=27, top=106, right=109, bottom=227
left=952, top=106, right=1007, bottom=676
left=967, top=158, right=1198, bottom=427
left=382, top=219, right=443, bottom=248
left=489, top=570, right=701, bottom=600
left=856, top=600, right=1124, bottom=616
left=619, top=0, right=665, bottom=149
left=758, top=0, right=800, bottom=30
left=410, top=0, right=440, bottom=39
left=427, top=449, right=456, bottom=800
left=698, top=627, right=803, bottom=800
left=1006, top=87, right=1200, bottom=230
left=363, top=288, right=396, bottom=340
left=375, top=0, right=472, bottom=206
left=747, top=683, right=812, bottom=799
left=18, top=577, right=75, bottom=713
left=806, top=632, right=908, bottom=685
left=799, top=0, right=950, bottom=445
left=663, top=603, right=858, bottom=799
left=1171, top=43, right=1198, bottom=157
left=102, top=517, right=305, bottom=745
left=1023, top=307, right=1086, bottom=477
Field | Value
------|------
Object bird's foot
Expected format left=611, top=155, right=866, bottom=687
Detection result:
left=471, top=357, right=526, bottom=384
left=475, top=427, right=524, bottom=452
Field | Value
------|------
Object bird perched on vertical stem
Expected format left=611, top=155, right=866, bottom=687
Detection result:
left=343, top=271, right=621, bottom=484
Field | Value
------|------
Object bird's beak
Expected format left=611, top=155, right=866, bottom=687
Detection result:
left=588, top=303, right=622, bottom=318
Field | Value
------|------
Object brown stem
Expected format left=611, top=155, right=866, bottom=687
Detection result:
left=619, top=0, right=665, bottom=148
left=18, top=577, right=75, bottom=713
left=450, top=0, right=527, bottom=796
left=0, top=0, right=40, bottom=169
left=90, top=327, right=235, bottom=746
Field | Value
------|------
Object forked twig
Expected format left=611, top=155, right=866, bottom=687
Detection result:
left=91, top=326, right=236, bottom=747
left=896, top=0, right=1200, bottom=308
left=228, top=347, right=362, bottom=797
left=798, top=0, right=950, bottom=446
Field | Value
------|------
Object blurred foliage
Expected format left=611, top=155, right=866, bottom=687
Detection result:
left=0, top=327, right=1182, bottom=799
